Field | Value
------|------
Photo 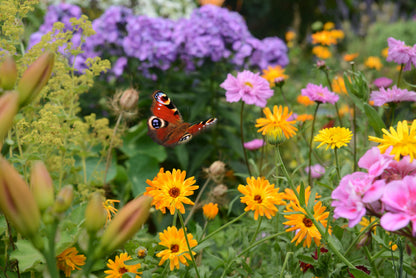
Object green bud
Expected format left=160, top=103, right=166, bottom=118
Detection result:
left=0, top=56, right=17, bottom=91
left=53, top=185, right=73, bottom=213
left=0, top=92, right=19, bottom=141
left=17, top=52, right=54, bottom=106
left=30, top=161, right=54, bottom=211
left=265, top=127, right=287, bottom=145
left=0, top=157, right=40, bottom=238
left=84, top=192, right=107, bottom=234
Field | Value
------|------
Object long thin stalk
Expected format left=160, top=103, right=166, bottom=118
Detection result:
left=185, top=177, right=212, bottom=225
left=240, top=102, right=252, bottom=176
left=280, top=252, right=293, bottom=278
left=353, top=104, right=357, bottom=171
left=103, top=113, right=123, bottom=187
left=249, top=216, right=263, bottom=245
left=178, top=214, right=200, bottom=278
left=43, top=222, right=59, bottom=278
left=308, top=103, right=320, bottom=186
left=334, top=148, right=341, bottom=181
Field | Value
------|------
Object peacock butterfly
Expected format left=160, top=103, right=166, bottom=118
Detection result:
left=147, top=90, right=217, bottom=147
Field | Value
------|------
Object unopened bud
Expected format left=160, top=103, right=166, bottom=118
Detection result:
left=135, top=246, right=148, bottom=258
left=98, top=195, right=151, bottom=254
left=53, top=185, right=73, bottom=213
left=119, top=88, right=139, bottom=111
left=316, top=60, right=327, bottom=70
left=85, top=192, right=107, bottom=233
left=207, top=161, right=226, bottom=183
left=0, top=92, right=19, bottom=141
left=30, top=161, right=54, bottom=211
left=0, top=56, right=17, bottom=91
left=265, top=127, right=287, bottom=145
left=17, top=52, right=54, bottom=106
left=0, top=157, right=40, bottom=238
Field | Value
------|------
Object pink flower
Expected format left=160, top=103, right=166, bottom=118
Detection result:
left=300, top=83, right=339, bottom=104
left=220, top=70, right=273, bottom=107
left=380, top=175, right=416, bottom=235
left=243, top=139, right=265, bottom=150
left=305, top=164, right=325, bottom=178
left=358, top=147, right=393, bottom=177
left=373, top=77, right=393, bottom=88
left=370, top=85, right=416, bottom=106
left=386, top=37, right=415, bottom=71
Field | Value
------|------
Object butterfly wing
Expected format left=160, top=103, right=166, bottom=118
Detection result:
left=186, top=118, right=218, bottom=137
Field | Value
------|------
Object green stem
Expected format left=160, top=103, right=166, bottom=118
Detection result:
left=185, top=177, right=212, bottom=225
left=334, top=102, right=343, bottom=127
left=323, top=69, right=342, bottom=127
left=178, top=214, right=201, bottom=278
left=240, top=102, right=252, bottom=176
left=104, top=112, right=123, bottom=187
left=275, top=147, right=296, bottom=192
left=397, top=64, right=404, bottom=87
left=280, top=252, right=293, bottom=278
left=42, top=222, right=59, bottom=278
left=308, top=103, right=320, bottom=187
left=334, top=148, right=341, bottom=181
left=278, top=87, right=289, bottom=107
left=82, top=233, right=98, bottom=276
left=353, top=104, right=357, bottom=171
left=249, top=216, right=263, bottom=245
left=364, top=246, right=380, bottom=278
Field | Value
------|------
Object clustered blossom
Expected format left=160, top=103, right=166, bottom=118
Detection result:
left=386, top=37, right=416, bottom=71
left=370, top=85, right=416, bottom=106
left=331, top=146, right=416, bottom=234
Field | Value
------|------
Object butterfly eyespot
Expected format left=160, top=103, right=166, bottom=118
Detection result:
left=178, top=134, right=192, bottom=144
left=154, top=91, right=171, bottom=105
left=148, top=116, right=167, bottom=130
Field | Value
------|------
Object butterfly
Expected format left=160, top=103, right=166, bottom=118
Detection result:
left=147, top=90, right=217, bottom=147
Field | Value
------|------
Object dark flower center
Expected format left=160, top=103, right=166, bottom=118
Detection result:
left=254, top=195, right=263, bottom=204
left=119, top=267, right=128, bottom=274
left=169, top=187, right=180, bottom=198
left=170, top=244, right=179, bottom=253
left=303, top=217, right=313, bottom=227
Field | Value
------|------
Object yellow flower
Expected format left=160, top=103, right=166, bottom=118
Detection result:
left=368, top=120, right=416, bottom=161
left=297, top=95, right=315, bottom=106
left=323, top=22, right=335, bottom=30
left=202, top=202, right=219, bottom=220
left=364, top=56, right=383, bottom=70
left=281, top=185, right=321, bottom=207
left=261, top=65, right=289, bottom=87
left=381, top=47, right=389, bottom=58
left=343, top=53, right=359, bottom=62
left=56, top=247, right=86, bottom=277
left=145, top=168, right=199, bottom=214
left=314, top=127, right=353, bottom=150
left=283, top=201, right=330, bottom=248
left=330, top=29, right=344, bottom=40
left=388, top=241, right=398, bottom=251
left=255, top=105, right=298, bottom=140
left=359, top=216, right=377, bottom=234
left=297, top=114, right=314, bottom=122
left=331, top=75, right=347, bottom=94
left=238, top=177, right=285, bottom=220
left=311, top=30, right=337, bottom=45
left=103, top=199, right=120, bottom=223
left=312, top=46, right=332, bottom=59
left=285, top=30, right=296, bottom=42
left=104, top=252, right=141, bottom=278
left=157, top=226, right=197, bottom=271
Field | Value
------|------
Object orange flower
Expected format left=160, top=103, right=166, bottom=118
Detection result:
left=285, top=30, right=296, bottom=42
left=199, top=0, right=224, bottom=6
left=202, top=202, right=219, bottom=220
left=364, top=56, right=383, bottom=70
left=311, top=30, right=337, bottom=45
left=297, top=114, right=314, bottom=122
left=343, top=53, right=359, bottom=62
left=255, top=105, right=298, bottom=141
left=261, top=65, right=289, bottom=87
left=297, top=95, right=315, bottom=106
left=381, top=47, right=389, bottom=58
left=323, top=22, right=335, bottom=30
left=331, top=75, right=347, bottom=94
left=105, top=252, right=141, bottom=278
left=103, top=199, right=120, bottom=223
left=312, top=46, right=332, bottom=59
left=57, top=247, right=86, bottom=277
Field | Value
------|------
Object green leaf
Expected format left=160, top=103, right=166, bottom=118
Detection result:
left=363, top=103, right=386, bottom=137
left=127, top=154, right=160, bottom=196
left=348, top=268, right=371, bottom=278
left=174, top=144, right=189, bottom=169
left=10, top=240, right=44, bottom=272
left=297, top=254, right=315, bottom=264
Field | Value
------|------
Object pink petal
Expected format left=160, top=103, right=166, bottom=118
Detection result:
left=380, top=212, right=410, bottom=231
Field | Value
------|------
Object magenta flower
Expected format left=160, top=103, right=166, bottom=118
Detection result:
left=300, top=83, right=339, bottom=104
left=358, top=147, right=393, bottom=177
left=373, top=77, right=393, bottom=88
left=220, top=70, right=273, bottom=107
left=386, top=37, right=415, bottom=71
left=243, top=139, right=265, bottom=150
left=305, top=164, right=325, bottom=179
left=380, top=175, right=416, bottom=235
left=370, top=85, right=416, bottom=106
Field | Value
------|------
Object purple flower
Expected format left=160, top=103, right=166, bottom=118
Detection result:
left=370, top=85, right=416, bottom=106
left=250, top=37, right=289, bottom=70
left=220, top=70, right=273, bottom=107
left=386, top=37, right=415, bottom=71
left=373, top=77, right=393, bottom=88
left=301, top=83, right=339, bottom=104
left=244, top=139, right=265, bottom=150
left=305, top=164, right=325, bottom=179
left=380, top=175, right=416, bottom=235
left=113, top=57, right=128, bottom=77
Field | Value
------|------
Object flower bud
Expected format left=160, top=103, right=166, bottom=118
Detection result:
left=265, top=127, right=287, bottom=145
left=202, top=202, right=219, bottom=220
left=17, top=52, right=54, bottom=106
left=119, top=88, right=139, bottom=111
left=0, top=157, right=40, bottom=237
left=207, top=161, right=226, bottom=183
left=135, top=246, right=148, bottom=258
left=98, top=195, right=151, bottom=254
left=0, top=56, right=17, bottom=91
left=53, top=185, right=73, bottom=213
left=85, top=192, right=107, bottom=233
left=30, top=161, right=54, bottom=211
left=0, top=92, right=19, bottom=141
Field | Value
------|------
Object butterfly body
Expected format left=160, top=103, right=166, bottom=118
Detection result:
left=147, top=90, right=217, bottom=147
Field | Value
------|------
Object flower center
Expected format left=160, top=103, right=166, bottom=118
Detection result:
left=303, top=217, right=313, bottom=227
left=169, top=187, right=180, bottom=198
left=254, top=195, right=263, bottom=204
left=244, top=81, right=253, bottom=88
left=119, top=267, right=128, bottom=274
left=170, top=244, right=179, bottom=253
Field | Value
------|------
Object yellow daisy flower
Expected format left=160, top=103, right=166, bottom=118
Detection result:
left=343, top=53, right=359, bottom=62
left=56, top=247, right=86, bottom=277
left=145, top=168, right=199, bottom=214
left=238, top=177, right=285, bottom=220
left=255, top=105, right=298, bottom=140
left=364, top=56, right=383, bottom=70
left=285, top=30, right=296, bottom=42
left=381, top=47, right=389, bottom=58
left=368, top=120, right=416, bottom=161
left=157, top=226, right=197, bottom=271
left=314, top=127, right=353, bottom=150
left=330, top=29, right=344, bottom=40
left=359, top=216, right=377, bottom=234
left=311, top=30, right=337, bottom=45
left=283, top=201, right=331, bottom=248
left=103, top=199, right=120, bottom=223
left=312, top=46, right=332, bottom=59
left=104, top=252, right=141, bottom=278
left=261, top=65, right=289, bottom=87
left=297, top=95, right=315, bottom=106
left=202, top=202, right=219, bottom=220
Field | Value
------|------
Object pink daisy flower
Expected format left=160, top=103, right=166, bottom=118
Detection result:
left=386, top=37, right=415, bottom=71
left=305, top=164, right=325, bottom=178
left=370, top=85, right=416, bottom=106
left=243, top=139, right=265, bottom=150
left=373, top=77, right=393, bottom=88
left=300, top=83, right=339, bottom=104
left=220, top=70, right=273, bottom=108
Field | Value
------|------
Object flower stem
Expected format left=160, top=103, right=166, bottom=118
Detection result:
left=334, top=148, right=341, bottom=181
left=308, top=103, right=320, bottom=187
left=104, top=112, right=123, bottom=188
left=324, top=69, right=342, bottom=127
left=353, top=104, right=357, bottom=171
left=178, top=213, right=201, bottom=278
left=278, top=87, right=289, bottom=107
left=42, top=222, right=59, bottom=278
left=240, top=102, right=252, bottom=176
left=280, top=252, right=293, bottom=278
left=185, top=177, right=212, bottom=225
left=249, top=216, right=263, bottom=245
left=397, top=64, right=404, bottom=87
left=363, top=246, right=380, bottom=278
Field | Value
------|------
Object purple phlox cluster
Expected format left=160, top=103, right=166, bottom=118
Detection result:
left=249, top=37, right=289, bottom=70
left=244, top=139, right=265, bottom=150
left=220, top=70, right=273, bottom=107
left=301, top=83, right=339, bottom=104
left=331, top=146, right=416, bottom=233
left=386, top=37, right=416, bottom=71
left=305, top=164, right=325, bottom=179
left=370, top=85, right=416, bottom=107
left=373, top=77, right=393, bottom=88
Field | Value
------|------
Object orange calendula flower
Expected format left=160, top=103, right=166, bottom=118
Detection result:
left=104, top=252, right=142, bottom=278
left=330, top=29, right=344, bottom=40
left=368, top=120, right=416, bottom=162
left=281, top=185, right=321, bottom=207
left=285, top=30, right=296, bottom=42
left=311, top=30, right=337, bottom=45
left=343, top=53, right=359, bottom=62
left=202, top=202, right=219, bottom=220
left=297, top=95, right=315, bottom=106
left=297, top=114, right=314, bottom=122
left=284, top=200, right=331, bottom=248
left=261, top=65, right=289, bottom=87
left=103, top=199, right=120, bottom=223
left=56, top=247, right=86, bottom=277
left=157, top=226, right=197, bottom=271
left=364, top=56, right=383, bottom=70
left=312, top=46, right=332, bottom=59
left=331, top=75, right=347, bottom=94
left=145, top=168, right=199, bottom=214
left=238, top=177, right=285, bottom=220
left=314, top=127, right=353, bottom=150
left=381, top=47, right=389, bottom=58
left=256, top=105, right=298, bottom=140
left=323, top=22, right=335, bottom=30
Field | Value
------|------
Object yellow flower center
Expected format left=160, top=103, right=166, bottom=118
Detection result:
left=170, top=244, right=179, bottom=253
left=244, top=81, right=253, bottom=88
left=303, top=217, right=313, bottom=227
left=169, top=187, right=180, bottom=198
left=254, top=195, right=263, bottom=204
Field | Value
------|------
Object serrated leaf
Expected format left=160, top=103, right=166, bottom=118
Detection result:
left=10, top=240, right=44, bottom=272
